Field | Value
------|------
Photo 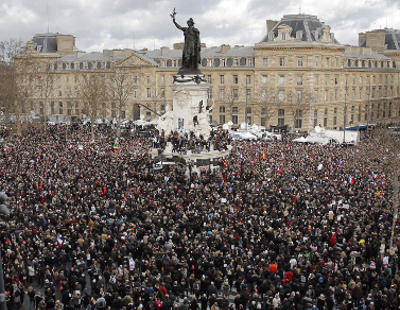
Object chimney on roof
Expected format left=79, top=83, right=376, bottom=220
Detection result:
left=365, top=29, right=386, bottom=52
left=173, top=42, right=184, bottom=49
left=218, top=44, right=230, bottom=53
left=56, top=34, right=75, bottom=55
left=160, top=46, right=170, bottom=56
left=358, top=32, right=366, bottom=46
left=266, top=20, right=278, bottom=34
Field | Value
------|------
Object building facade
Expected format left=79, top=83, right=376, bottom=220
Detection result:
left=15, top=14, right=400, bottom=130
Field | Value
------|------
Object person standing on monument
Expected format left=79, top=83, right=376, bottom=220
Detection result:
left=171, top=9, right=201, bottom=74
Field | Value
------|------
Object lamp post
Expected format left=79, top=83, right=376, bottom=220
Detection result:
left=0, top=191, right=9, bottom=310
left=245, top=76, right=248, bottom=130
left=343, top=79, right=348, bottom=144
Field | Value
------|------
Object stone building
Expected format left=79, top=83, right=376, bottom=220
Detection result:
left=15, top=14, right=400, bottom=130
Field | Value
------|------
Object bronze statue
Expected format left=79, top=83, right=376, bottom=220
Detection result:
left=171, top=8, right=201, bottom=75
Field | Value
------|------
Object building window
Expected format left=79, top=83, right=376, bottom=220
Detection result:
left=296, top=90, right=302, bottom=103
left=161, top=104, right=166, bottom=114
left=233, top=89, right=239, bottom=100
left=74, top=102, right=79, bottom=115
left=333, top=108, right=337, bottom=125
left=145, top=112, right=151, bottom=121
left=246, top=107, right=251, bottom=124
left=263, top=57, right=268, bottom=66
left=297, top=75, right=303, bottom=86
left=220, top=75, right=224, bottom=84
left=315, top=56, right=319, bottom=67
left=314, top=109, right=318, bottom=127
left=324, top=108, right=328, bottom=127
left=298, top=58, right=303, bottom=67
left=232, top=107, right=238, bottom=124
left=261, top=108, right=267, bottom=127
left=389, top=102, right=392, bottom=118
left=146, top=88, right=151, bottom=98
left=246, top=89, right=251, bottom=101
left=161, top=88, right=165, bottom=98
left=279, top=75, right=285, bottom=86
left=67, top=102, right=72, bottom=116
left=282, top=32, right=286, bottom=40
left=207, top=75, right=212, bottom=84
left=262, top=75, right=267, bottom=85
left=133, top=89, right=138, bottom=98
left=39, top=102, right=44, bottom=115
left=219, top=89, right=225, bottom=100
left=133, top=75, right=138, bottom=83
left=278, top=109, right=285, bottom=126
left=88, top=62, right=92, bottom=70
left=246, top=75, right=251, bottom=84
left=261, top=89, right=267, bottom=101
left=59, top=102, right=63, bottom=114
left=280, top=57, right=285, bottom=67
left=278, top=90, right=285, bottom=102
left=219, top=106, right=225, bottom=124
left=59, top=90, right=62, bottom=97
left=97, top=62, right=102, bottom=69
left=233, top=75, right=238, bottom=84
left=351, top=106, right=355, bottom=123
left=160, top=75, right=165, bottom=84
left=146, top=75, right=150, bottom=84
left=295, top=109, right=302, bottom=128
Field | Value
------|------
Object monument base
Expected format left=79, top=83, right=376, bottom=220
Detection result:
left=157, top=74, right=212, bottom=139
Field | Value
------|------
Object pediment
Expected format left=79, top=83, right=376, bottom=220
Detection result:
left=116, top=53, right=156, bottom=67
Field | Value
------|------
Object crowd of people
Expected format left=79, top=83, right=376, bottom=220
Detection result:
left=0, top=123, right=399, bottom=310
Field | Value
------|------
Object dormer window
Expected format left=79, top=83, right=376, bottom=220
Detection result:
left=282, top=32, right=286, bottom=40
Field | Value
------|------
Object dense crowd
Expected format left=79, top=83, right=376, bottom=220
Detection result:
left=0, top=124, right=399, bottom=310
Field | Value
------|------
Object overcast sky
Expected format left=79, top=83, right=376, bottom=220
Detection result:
left=0, top=0, right=399, bottom=52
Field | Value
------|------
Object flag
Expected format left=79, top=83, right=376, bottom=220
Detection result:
left=223, top=160, right=229, bottom=166
left=113, top=144, right=120, bottom=151
left=355, top=149, right=361, bottom=153
left=256, top=152, right=259, bottom=159
left=262, top=151, right=266, bottom=160
left=381, top=180, right=386, bottom=187
left=348, top=176, right=354, bottom=185
left=277, top=167, right=282, bottom=175
left=372, top=172, right=378, bottom=179
left=128, top=257, right=136, bottom=271
left=338, top=160, right=343, bottom=167
left=57, top=236, right=63, bottom=246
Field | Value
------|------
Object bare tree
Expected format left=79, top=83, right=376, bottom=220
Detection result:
left=80, top=74, right=108, bottom=140
left=108, top=70, right=136, bottom=137
left=37, top=63, right=55, bottom=128
left=0, top=39, right=26, bottom=133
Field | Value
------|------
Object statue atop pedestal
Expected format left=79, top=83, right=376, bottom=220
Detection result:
left=170, top=8, right=202, bottom=76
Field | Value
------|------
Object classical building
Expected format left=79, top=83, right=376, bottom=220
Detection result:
left=15, top=14, right=400, bottom=130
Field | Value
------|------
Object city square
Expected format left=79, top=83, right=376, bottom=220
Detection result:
left=0, top=0, right=400, bottom=309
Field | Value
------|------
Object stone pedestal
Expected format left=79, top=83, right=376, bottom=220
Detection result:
left=157, top=74, right=212, bottom=138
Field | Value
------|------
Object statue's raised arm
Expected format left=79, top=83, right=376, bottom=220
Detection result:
left=170, top=8, right=184, bottom=31
left=170, top=8, right=201, bottom=75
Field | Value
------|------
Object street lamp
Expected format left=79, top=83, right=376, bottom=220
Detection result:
left=245, top=76, right=248, bottom=130
left=343, top=79, right=348, bottom=144
left=0, top=191, right=9, bottom=310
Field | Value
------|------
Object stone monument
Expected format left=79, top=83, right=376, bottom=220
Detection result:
left=156, top=9, right=212, bottom=138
